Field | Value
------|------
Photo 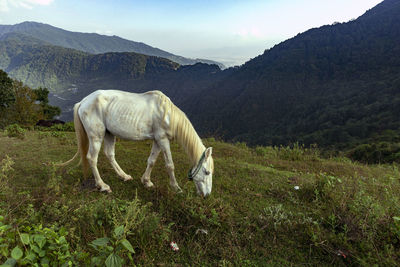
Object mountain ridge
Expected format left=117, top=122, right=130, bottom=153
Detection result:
left=0, top=21, right=224, bottom=69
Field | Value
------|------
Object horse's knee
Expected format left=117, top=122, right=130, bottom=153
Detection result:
left=104, top=150, right=115, bottom=160
left=86, top=154, right=98, bottom=166
left=165, top=163, right=174, bottom=172
left=147, top=158, right=156, bottom=167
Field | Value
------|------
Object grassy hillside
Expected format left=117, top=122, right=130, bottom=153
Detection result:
left=0, top=129, right=399, bottom=266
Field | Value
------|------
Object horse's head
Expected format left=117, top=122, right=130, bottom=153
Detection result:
left=189, top=147, right=214, bottom=197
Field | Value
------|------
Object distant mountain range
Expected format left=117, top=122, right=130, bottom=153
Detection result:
left=0, top=21, right=224, bottom=69
left=1, top=0, right=399, bottom=152
left=0, top=23, right=227, bottom=120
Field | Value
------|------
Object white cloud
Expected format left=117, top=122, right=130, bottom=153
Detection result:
left=0, top=0, right=53, bottom=12
left=0, top=0, right=10, bottom=12
left=95, top=30, right=113, bottom=36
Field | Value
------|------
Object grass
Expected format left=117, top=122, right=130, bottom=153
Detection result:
left=0, top=131, right=400, bottom=266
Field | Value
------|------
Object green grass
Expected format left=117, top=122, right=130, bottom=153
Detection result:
left=1, top=131, right=400, bottom=266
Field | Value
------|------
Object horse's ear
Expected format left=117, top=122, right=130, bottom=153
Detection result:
left=205, top=147, right=213, bottom=159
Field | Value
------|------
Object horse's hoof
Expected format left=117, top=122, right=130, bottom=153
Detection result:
left=123, top=175, right=133, bottom=181
left=174, top=186, right=183, bottom=194
left=144, top=181, right=154, bottom=188
left=100, top=186, right=112, bottom=193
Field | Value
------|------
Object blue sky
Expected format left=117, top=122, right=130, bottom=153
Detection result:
left=0, top=0, right=383, bottom=66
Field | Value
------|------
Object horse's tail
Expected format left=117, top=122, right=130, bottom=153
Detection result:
left=57, top=103, right=90, bottom=178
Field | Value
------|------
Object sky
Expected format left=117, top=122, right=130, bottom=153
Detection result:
left=0, top=0, right=383, bottom=66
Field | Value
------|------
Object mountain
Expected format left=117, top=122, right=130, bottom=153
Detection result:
left=1, top=1, right=399, bottom=153
left=186, top=0, right=400, bottom=150
left=0, top=32, right=228, bottom=120
left=0, top=21, right=224, bottom=69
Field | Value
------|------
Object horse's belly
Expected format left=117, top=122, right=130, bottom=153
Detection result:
left=105, top=116, right=154, bottom=141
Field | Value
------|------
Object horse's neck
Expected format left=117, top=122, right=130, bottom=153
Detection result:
left=187, top=135, right=205, bottom=166
left=174, top=117, right=205, bottom=167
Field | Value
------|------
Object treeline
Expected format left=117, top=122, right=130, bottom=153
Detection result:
left=0, top=69, right=60, bottom=128
left=186, top=0, right=400, bottom=163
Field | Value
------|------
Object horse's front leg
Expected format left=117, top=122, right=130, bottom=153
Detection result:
left=141, top=141, right=160, bottom=188
left=157, top=138, right=182, bottom=193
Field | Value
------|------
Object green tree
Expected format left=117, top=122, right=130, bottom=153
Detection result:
left=7, top=81, right=43, bottom=126
left=0, top=70, right=14, bottom=109
left=33, top=87, right=61, bottom=119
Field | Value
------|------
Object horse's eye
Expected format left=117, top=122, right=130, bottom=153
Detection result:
left=203, top=169, right=210, bottom=176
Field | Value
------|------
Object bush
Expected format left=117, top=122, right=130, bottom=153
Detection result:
left=348, top=142, right=400, bottom=164
left=35, top=122, right=74, bottom=132
left=4, top=124, right=26, bottom=139
left=255, top=143, right=320, bottom=161
left=0, top=219, right=79, bottom=266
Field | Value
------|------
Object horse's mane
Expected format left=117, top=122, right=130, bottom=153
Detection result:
left=149, top=91, right=205, bottom=167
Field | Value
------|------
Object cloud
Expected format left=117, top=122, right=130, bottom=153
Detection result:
left=0, top=0, right=10, bottom=12
left=95, top=30, right=113, bottom=36
left=0, top=0, right=53, bottom=12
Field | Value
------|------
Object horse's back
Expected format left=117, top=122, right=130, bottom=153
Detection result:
left=78, top=90, right=168, bottom=140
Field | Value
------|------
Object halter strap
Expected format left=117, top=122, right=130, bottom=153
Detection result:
left=188, top=150, right=206, bottom=181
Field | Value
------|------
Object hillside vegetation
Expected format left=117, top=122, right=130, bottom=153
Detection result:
left=0, top=33, right=179, bottom=92
left=2, top=1, right=399, bottom=158
left=0, top=129, right=399, bottom=266
left=187, top=0, right=400, bottom=152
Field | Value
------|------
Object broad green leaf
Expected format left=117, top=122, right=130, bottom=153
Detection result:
left=20, top=233, right=30, bottom=245
left=40, top=256, right=50, bottom=266
left=91, top=256, right=103, bottom=266
left=1, top=258, right=16, bottom=267
left=25, top=251, right=36, bottom=262
left=31, top=245, right=41, bottom=254
left=105, top=253, right=123, bottom=267
left=11, top=246, right=23, bottom=260
left=38, top=250, right=46, bottom=258
left=393, top=216, right=400, bottom=221
left=91, top=237, right=110, bottom=247
left=120, top=239, right=134, bottom=253
left=34, top=235, right=46, bottom=249
left=57, top=236, right=67, bottom=244
left=114, top=226, right=124, bottom=238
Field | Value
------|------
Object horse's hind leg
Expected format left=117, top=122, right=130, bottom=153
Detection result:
left=141, top=141, right=161, bottom=188
left=104, top=132, right=132, bottom=181
left=87, top=137, right=111, bottom=193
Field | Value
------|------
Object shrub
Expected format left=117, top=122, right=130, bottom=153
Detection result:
left=0, top=220, right=79, bottom=266
left=5, top=124, right=26, bottom=139
left=255, top=143, right=320, bottom=161
left=348, top=142, right=400, bottom=164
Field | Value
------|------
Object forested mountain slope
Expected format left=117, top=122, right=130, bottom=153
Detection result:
left=0, top=32, right=228, bottom=120
left=187, top=0, right=400, bottom=149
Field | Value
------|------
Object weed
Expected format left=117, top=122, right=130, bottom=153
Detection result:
left=0, top=217, right=78, bottom=266
left=4, top=124, right=26, bottom=139
left=90, top=225, right=135, bottom=267
left=0, top=130, right=400, bottom=265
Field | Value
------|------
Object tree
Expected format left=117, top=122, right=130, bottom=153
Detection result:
left=7, top=81, right=43, bottom=126
left=0, top=70, right=14, bottom=110
left=33, top=87, right=61, bottom=119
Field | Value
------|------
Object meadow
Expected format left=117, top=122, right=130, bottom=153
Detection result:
left=0, top=127, right=399, bottom=266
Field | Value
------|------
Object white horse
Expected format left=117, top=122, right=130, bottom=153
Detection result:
left=61, top=90, right=214, bottom=196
